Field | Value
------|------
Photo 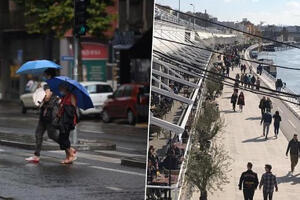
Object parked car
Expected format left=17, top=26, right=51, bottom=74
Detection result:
left=79, top=82, right=113, bottom=118
left=102, top=83, right=149, bottom=125
left=20, top=82, right=45, bottom=114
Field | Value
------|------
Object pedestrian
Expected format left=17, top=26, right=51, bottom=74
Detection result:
left=272, top=111, right=281, bottom=138
left=261, top=111, right=272, bottom=140
left=241, top=73, right=245, bottom=86
left=239, top=162, right=259, bottom=200
left=226, top=65, right=230, bottom=77
left=249, top=65, right=253, bottom=74
left=231, top=90, right=238, bottom=112
left=244, top=74, right=248, bottom=89
left=251, top=75, right=256, bottom=90
left=240, top=64, right=244, bottom=73
left=247, top=75, right=252, bottom=88
left=265, top=97, right=272, bottom=112
left=286, top=134, right=300, bottom=174
left=55, top=83, right=78, bottom=164
left=259, top=164, right=278, bottom=200
left=25, top=69, right=60, bottom=163
left=148, top=145, right=159, bottom=171
left=237, top=92, right=245, bottom=112
left=235, top=73, right=240, bottom=81
left=259, top=97, right=266, bottom=117
left=257, top=64, right=263, bottom=75
left=242, top=64, right=247, bottom=73
left=256, top=78, right=261, bottom=90
left=275, top=79, right=283, bottom=92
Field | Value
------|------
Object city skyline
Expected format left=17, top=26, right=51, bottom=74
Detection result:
left=156, top=0, right=300, bottom=26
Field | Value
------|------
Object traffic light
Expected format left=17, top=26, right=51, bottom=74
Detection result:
left=74, top=0, right=90, bottom=36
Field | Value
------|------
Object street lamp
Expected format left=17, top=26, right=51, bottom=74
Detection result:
left=190, top=3, right=195, bottom=29
left=177, top=0, right=181, bottom=22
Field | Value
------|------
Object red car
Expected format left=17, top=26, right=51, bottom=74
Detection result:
left=101, top=83, right=149, bottom=125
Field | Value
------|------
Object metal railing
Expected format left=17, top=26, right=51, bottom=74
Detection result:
left=246, top=46, right=300, bottom=107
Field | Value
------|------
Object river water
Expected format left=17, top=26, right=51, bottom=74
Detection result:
left=258, top=48, right=300, bottom=94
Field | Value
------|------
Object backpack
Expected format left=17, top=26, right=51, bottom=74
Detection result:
left=40, top=96, right=59, bottom=122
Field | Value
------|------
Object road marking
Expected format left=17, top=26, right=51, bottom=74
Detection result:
left=288, top=120, right=296, bottom=129
left=78, top=129, right=105, bottom=134
left=118, top=146, right=141, bottom=151
left=0, top=149, right=4, bottom=152
left=106, top=186, right=123, bottom=192
left=90, top=166, right=145, bottom=177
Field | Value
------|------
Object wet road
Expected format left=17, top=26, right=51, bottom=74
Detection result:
left=0, top=102, right=148, bottom=200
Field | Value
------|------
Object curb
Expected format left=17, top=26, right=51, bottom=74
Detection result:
left=121, top=156, right=146, bottom=169
left=0, top=139, right=116, bottom=151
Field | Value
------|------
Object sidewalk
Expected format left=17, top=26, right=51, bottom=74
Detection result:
left=191, top=68, right=300, bottom=200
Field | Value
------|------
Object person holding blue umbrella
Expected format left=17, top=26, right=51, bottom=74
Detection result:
left=25, top=68, right=61, bottom=163
left=17, top=60, right=62, bottom=163
left=46, top=76, right=93, bottom=164
left=53, top=83, right=78, bottom=164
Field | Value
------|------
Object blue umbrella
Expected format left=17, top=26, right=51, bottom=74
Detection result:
left=46, top=76, right=94, bottom=110
left=16, top=60, right=62, bottom=75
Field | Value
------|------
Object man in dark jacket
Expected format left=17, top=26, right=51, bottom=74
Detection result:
left=259, top=97, right=266, bottom=117
left=239, top=162, right=259, bottom=200
left=286, top=134, right=300, bottom=173
left=264, top=98, right=272, bottom=112
left=261, top=111, right=272, bottom=140
left=275, top=79, right=283, bottom=92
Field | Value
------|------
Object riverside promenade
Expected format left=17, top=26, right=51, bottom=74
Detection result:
left=191, top=68, right=300, bottom=200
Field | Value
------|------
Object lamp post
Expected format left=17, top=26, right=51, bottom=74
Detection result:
left=190, top=4, right=195, bottom=29
left=177, top=0, right=181, bottom=22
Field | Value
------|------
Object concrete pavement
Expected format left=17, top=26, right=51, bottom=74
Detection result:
left=191, top=68, right=300, bottom=200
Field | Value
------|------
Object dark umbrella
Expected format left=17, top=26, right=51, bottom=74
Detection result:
left=46, top=76, right=93, bottom=110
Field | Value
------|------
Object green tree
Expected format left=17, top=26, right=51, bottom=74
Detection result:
left=206, top=67, right=224, bottom=100
left=14, top=0, right=115, bottom=80
left=186, top=144, right=231, bottom=200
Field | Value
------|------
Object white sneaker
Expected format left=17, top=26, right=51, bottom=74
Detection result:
left=25, top=156, right=40, bottom=163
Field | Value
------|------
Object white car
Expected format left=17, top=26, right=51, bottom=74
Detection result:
left=20, top=82, right=46, bottom=114
left=78, top=81, right=113, bottom=118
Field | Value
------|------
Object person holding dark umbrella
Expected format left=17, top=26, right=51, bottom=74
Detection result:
left=56, top=83, right=78, bottom=164
left=46, top=76, right=93, bottom=164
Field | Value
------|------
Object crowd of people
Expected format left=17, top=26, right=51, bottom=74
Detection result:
left=222, top=47, right=300, bottom=200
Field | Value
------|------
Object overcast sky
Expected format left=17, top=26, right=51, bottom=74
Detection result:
left=155, top=0, right=300, bottom=26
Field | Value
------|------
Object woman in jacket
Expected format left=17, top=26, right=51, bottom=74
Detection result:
left=237, top=92, right=245, bottom=112
left=273, top=111, right=282, bottom=138
left=57, top=83, right=77, bottom=164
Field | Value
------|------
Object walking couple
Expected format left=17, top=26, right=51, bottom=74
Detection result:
left=231, top=90, right=245, bottom=112
left=239, top=162, right=278, bottom=200
left=26, top=69, right=78, bottom=164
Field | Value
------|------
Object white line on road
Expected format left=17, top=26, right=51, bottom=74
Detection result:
left=288, top=120, right=296, bottom=129
left=106, top=186, right=123, bottom=192
left=90, top=166, right=145, bottom=177
left=0, top=149, right=4, bottom=152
